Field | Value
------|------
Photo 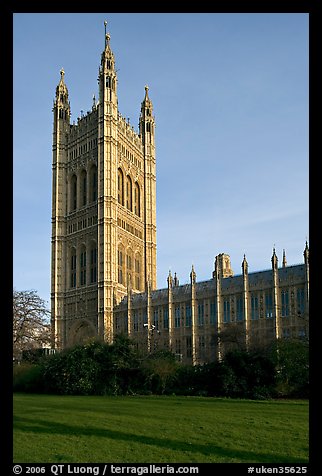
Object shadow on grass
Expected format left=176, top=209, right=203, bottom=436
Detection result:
left=13, top=416, right=307, bottom=463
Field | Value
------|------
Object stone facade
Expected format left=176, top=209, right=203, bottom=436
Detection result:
left=51, top=30, right=156, bottom=349
left=114, top=248, right=309, bottom=364
left=51, top=26, right=309, bottom=361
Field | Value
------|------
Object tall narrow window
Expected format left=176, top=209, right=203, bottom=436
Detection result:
left=223, top=300, right=230, bottom=323
left=174, top=307, right=180, bottom=328
left=118, top=169, right=124, bottom=205
left=91, top=166, right=97, bottom=202
left=297, top=288, right=305, bottom=315
left=198, top=302, right=204, bottom=326
left=70, top=249, right=77, bottom=288
left=71, top=175, right=77, bottom=211
left=126, top=253, right=132, bottom=271
left=118, top=246, right=124, bottom=285
left=281, top=290, right=289, bottom=317
left=90, top=244, right=97, bottom=283
left=265, top=292, right=273, bottom=318
left=126, top=176, right=132, bottom=211
left=210, top=300, right=217, bottom=324
left=126, top=251, right=132, bottom=286
left=134, top=182, right=140, bottom=216
left=134, top=253, right=141, bottom=291
left=163, top=307, right=169, bottom=329
left=80, top=247, right=86, bottom=286
left=185, top=305, right=192, bottom=327
left=251, top=294, right=259, bottom=320
left=153, top=309, right=159, bottom=330
left=236, top=296, right=244, bottom=321
left=80, top=170, right=87, bottom=206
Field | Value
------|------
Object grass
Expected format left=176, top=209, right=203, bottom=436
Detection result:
left=13, top=394, right=309, bottom=463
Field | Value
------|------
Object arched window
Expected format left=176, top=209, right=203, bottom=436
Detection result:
left=118, top=245, right=125, bottom=285
left=134, top=182, right=140, bottom=217
left=90, top=243, right=97, bottom=284
left=80, top=170, right=87, bottom=206
left=134, top=253, right=141, bottom=291
left=70, top=248, right=77, bottom=288
left=126, top=176, right=132, bottom=211
left=70, top=175, right=77, bottom=211
left=80, top=246, right=86, bottom=286
left=118, top=169, right=124, bottom=205
left=281, top=290, right=289, bottom=317
left=126, top=249, right=133, bottom=287
left=90, top=165, right=97, bottom=203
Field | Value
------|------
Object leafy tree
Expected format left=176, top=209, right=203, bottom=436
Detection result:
left=221, top=348, right=276, bottom=399
left=40, top=337, right=146, bottom=395
left=141, top=350, right=178, bottom=394
left=13, top=289, right=51, bottom=362
left=270, top=338, right=309, bottom=397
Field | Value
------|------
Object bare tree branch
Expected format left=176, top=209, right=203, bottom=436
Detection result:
left=13, top=289, right=51, bottom=361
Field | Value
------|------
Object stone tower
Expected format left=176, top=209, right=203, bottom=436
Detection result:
left=51, top=24, right=157, bottom=349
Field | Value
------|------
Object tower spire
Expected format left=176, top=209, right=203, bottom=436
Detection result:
left=303, top=240, right=309, bottom=264
left=54, top=68, right=70, bottom=121
left=271, top=246, right=278, bottom=270
left=242, top=254, right=248, bottom=274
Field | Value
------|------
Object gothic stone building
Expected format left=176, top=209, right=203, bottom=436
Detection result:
left=51, top=27, right=309, bottom=362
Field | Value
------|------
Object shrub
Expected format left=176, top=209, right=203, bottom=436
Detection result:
left=13, top=363, right=44, bottom=393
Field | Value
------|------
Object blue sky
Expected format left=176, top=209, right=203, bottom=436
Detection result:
left=13, top=13, right=309, bottom=307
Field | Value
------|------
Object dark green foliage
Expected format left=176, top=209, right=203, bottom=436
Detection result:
left=217, top=349, right=276, bottom=399
left=141, top=350, right=178, bottom=394
left=168, top=363, right=213, bottom=396
left=41, top=336, right=145, bottom=395
left=13, top=337, right=308, bottom=399
left=270, top=338, right=309, bottom=397
left=13, top=363, right=44, bottom=393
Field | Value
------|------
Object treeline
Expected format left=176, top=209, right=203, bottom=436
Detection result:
left=13, top=335, right=309, bottom=399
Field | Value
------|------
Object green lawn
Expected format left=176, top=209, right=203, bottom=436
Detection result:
left=13, top=394, right=309, bottom=463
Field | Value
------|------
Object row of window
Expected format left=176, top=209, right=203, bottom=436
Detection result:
left=105, top=75, right=116, bottom=90
left=69, top=138, right=98, bottom=160
left=117, top=218, right=143, bottom=240
left=68, top=166, right=142, bottom=217
left=118, top=248, right=142, bottom=291
left=58, top=109, right=68, bottom=120
left=70, top=246, right=97, bottom=288
left=69, top=166, right=97, bottom=212
left=118, top=168, right=141, bottom=216
left=68, top=216, right=98, bottom=234
left=119, top=144, right=142, bottom=170
left=116, top=288, right=306, bottom=328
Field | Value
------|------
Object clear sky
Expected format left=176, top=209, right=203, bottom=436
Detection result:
left=13, top=12, right=309, bottom=308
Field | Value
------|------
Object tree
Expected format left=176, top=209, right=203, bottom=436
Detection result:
left=142, top=350, right=178, bottom=394
left=13, top=289, right=51, bottom=362
left=213, top=324, right=247, bottom=354
left=270, top=338, right=309, bottom=397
